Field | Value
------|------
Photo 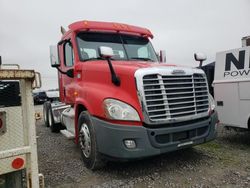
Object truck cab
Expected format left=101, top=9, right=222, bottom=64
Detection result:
left=45, top=20, right=218, bottom=170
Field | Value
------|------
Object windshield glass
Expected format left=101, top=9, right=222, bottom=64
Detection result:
left=76, top=32, right=158, bottom=62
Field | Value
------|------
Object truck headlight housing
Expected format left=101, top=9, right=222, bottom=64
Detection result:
left=103, top=99, right=140, bottom=121
left=208, top=93, right=216, bottom=111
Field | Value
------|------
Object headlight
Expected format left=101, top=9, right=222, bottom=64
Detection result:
left=208, top=93, right=216, bottom=111
left=103, top=99, right=140, bottom=121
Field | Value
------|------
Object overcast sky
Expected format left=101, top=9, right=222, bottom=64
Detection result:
left=1, top=0, right=250, bottom=90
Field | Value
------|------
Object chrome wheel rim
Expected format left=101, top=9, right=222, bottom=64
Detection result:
left=79, top=123, right=91, bottom=158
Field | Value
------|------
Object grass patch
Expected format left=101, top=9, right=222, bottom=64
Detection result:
left=195, top=141, right=222, bottom=153
left=200, top=141, right=222, bottom=150
left=195, top=141, right=241, bottom=165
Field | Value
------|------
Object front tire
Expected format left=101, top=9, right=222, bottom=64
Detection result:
left=78, top=111, right=105, bottom=170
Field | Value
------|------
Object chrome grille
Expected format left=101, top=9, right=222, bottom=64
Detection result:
left=143, top=73, right=209, bottom=121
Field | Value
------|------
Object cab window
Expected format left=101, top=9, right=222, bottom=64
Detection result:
left=64, top=42, right=74, bottom=67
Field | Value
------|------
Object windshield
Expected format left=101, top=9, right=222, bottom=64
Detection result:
left=76, top=32, right=158, bottom=62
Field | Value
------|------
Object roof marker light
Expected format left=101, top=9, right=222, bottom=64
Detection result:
left=84, top=21, right=88, bottom=26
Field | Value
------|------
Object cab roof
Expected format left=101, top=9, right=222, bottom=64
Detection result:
left=68, top=20, right=154, bottom=38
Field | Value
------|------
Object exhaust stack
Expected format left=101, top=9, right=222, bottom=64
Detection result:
left=60, top=26, right=66, bottom=35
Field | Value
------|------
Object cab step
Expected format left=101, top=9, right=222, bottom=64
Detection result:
left=60, top=129, right=75, bottom=139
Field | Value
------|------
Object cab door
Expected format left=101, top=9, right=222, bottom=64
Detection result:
left=58, top=39, right=75, bottom=104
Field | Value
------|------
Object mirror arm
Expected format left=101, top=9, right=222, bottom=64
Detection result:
left=198, top=60, right=203, bottom=68
left=56, top=67, right=67, bottom=74
left=56, top=67, right=74, bottom=78
left=106, top=58, right=120, bottom=86
left=98, top=46, right=120, bottom=86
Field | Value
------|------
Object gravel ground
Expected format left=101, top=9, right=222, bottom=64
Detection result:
left=35, top=105, right=250, bottom=188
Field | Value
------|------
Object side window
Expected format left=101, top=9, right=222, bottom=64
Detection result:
left=64, top=42, right=74, bottom=67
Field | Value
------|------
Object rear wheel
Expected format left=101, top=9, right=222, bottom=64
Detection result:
left=47, top=106, right=61, bottom=133
left=78, top=111, right=105, bottom=170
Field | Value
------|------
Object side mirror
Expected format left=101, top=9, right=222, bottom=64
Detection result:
left=194, top=52, right=207, bottom=68
left=50, top=45, right=60, bottom=68
left=194, top=52, right=207, bottom=61
left=99, top=46, right=114, bottom=59
left=159, top=50, right=166, bottom=63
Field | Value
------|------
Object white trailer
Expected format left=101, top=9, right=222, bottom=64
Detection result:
left=0, top=68, right=43, bottom=188
left=213, top=46, right=250, bottom=130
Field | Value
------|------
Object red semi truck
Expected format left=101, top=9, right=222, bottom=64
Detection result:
left=44, top=20, right=218, bottom=170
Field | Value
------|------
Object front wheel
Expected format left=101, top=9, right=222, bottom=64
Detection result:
left=78, top=111, right=105, bottom=170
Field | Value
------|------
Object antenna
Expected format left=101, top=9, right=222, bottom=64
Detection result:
left=60, top=26, right=66, bottom=35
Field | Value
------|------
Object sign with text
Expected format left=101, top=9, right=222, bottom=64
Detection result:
left=215, top=46, right=250, bottom=81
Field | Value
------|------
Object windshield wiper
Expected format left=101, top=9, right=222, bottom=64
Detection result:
left=130, top=57, right=154, bottom=62
left=83, top=57, right=119, bottom=62
left=83, top=57, right=104, bottom=62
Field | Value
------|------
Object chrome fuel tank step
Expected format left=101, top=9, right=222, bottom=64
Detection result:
left=61, top=107, right=75, bottom=135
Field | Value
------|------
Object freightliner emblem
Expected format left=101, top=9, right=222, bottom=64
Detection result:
left=171, top=69, right=185, bottom=75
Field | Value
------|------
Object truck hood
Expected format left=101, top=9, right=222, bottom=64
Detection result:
left=110, top=61, right=199, bottom=78
left=79, top=60, right=198, bottom=84
left=80, top=60, right=178, bottom=77
left=113, top=61, right=177, bottom=74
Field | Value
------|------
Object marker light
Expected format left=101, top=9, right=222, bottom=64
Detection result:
left=208, top=94, right=216, bottom=112
left=12, top=157, right=24, bottom=169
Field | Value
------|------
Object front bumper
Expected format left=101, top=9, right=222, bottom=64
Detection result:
left=92, top=112, right=218, bottom=160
